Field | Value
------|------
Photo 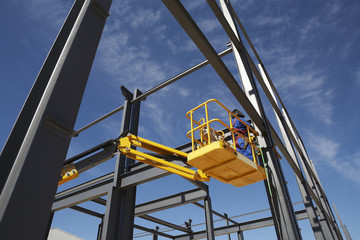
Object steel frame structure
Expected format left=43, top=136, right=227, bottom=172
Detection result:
left=0, top=0, right=343, bottom=239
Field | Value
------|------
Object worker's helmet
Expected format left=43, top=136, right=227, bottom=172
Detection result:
left=232, top=109, right=245, bottom=118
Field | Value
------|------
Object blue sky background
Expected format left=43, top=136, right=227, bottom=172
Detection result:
left=1, top=0, right=360, bottom=239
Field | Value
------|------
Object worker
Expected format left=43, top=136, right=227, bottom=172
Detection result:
left=231, top=109, right=253, bottom=159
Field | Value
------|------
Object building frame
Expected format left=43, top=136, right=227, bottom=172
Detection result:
left=0, top=0, right=343, bottom=239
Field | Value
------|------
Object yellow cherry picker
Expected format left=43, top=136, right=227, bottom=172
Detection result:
left=59, top=99, right=266, bottom=187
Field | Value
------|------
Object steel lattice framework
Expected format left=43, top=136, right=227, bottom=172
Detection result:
left=0, top=0, right=343, bottom=239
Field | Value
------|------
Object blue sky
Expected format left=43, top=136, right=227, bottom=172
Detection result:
left=1, top=0, right=360, bottom=239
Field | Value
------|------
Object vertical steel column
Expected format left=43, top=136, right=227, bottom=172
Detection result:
left=118, top=89, right=142, bottom=239
left=153, top=226, right=160, bottom=240
left=217, top=0, right=301, bottom=239
left=0, top=0, right=85, bottom=194
left=299, top=140, right=338, bottom=227
left=293, top=132, right=340, bottom=239
left=284, top=112, right=338, bottom=239
left=333, top=204, right=352, bottom=240
left=237, top=230, right=244, bottom=240
left=224, top=213, right=231, bottom=240
left=101, top=87, right=142, bottom=240
left=101, top=93, right=131, bottom=240
left=97, top=219, right=104, bottom=240
left=204, top=196, right=215, bottom=240
left=259, top=64, right=327, bottom=240
left=0, top=0, right=111, bottom=239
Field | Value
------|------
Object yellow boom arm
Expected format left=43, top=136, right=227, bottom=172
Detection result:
left=118, top=133, right=210, bottom=182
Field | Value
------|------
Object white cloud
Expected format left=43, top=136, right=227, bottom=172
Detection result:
left=306, top=131, right=360, bottom=186
left=98, top=32, right=166, bottom=90
left=198, top=18, right=220, bottom=34
left=141, top=102, right=175, bottom=143
left=99, top=118, right=122, bottom=139
left=355, top=68, right=360, bottom=86
left=183, top=1, right=206, bottom=11
left=166, top=38, right=197, bottom=54
left=325, top=0, right=342, bottom=19
left=255, top=43, right=335, bottom=126
left=153, top=25, right=167, bottom=41
left=309, top=133, right=339, bottom=159
left=129, top=8, right=162, bottom=29
left=251, top=15, right=289, bottom=27
left=327, top=155, right=360, bottom=186
left=177, top=87, right=190, bottom=97
left=15, top=0, right=70, bottom=27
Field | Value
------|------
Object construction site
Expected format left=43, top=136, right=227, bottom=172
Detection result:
left=0, top=0, right=352, bottom=239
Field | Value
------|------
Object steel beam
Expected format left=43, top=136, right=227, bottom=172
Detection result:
left=139, top=215, right=191, bottom=233
left=259, top=64, right=326, bottom=239
left=192, top=202, right=238, bottom=225
left=222, top=4, right=339, bottom=234
left=268, top=120, right=342, bottom=238
left=227, top=2, right=337, bottom=228
left=204, top=196, right=215, bottom=240
left=53, top=178, right=113, bottom=212
left=174, top=209, right=308, bottom=240
left=116, top=89, right=142, bottom=240
left=213, top=0, right=302, bottom=239
left=135, top=188, right=207, bottom=216
left=134, top=224, right=174, bottom=239
left=73, top=48, right=232, bottom=136
left=52, top=157, right=201, bottom=213
left=0, top=0, right=85, bottom=194
left=53, top=185, right=207, bottom=216
left=101, top=87, right=140, bottom=240
left=161, top=0, right=266, bottom=134
left=74, top=141, right=117, bottom=173
left=70, top=205, right=104, bottom=218
left=0, top=0, right=112, bottom=239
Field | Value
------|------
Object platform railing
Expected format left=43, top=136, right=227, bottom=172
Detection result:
left=186, top=99, right=260, bottom=163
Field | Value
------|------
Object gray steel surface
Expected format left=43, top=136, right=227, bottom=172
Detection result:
left=0, top=0, right=112, bottom=239
left=100, top=87, right=138, bottom=240
left=216, top=0, right=302, bottom=238
left=260, top=64, right=327, bottom=240
left=174, top=209, right=309, bottom=240
left=0, top=0, right=344, bottom=239
left=135, top=188, right=207, bottom=216
left=0, top=0, right=85, bottom=194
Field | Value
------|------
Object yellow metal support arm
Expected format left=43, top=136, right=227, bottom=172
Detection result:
left=118, top=134, right=210, bottom=182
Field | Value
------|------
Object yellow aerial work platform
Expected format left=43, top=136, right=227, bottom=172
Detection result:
left=187, top=141, right=266, bottom=187
left=186, top=99, right=267, bottom=187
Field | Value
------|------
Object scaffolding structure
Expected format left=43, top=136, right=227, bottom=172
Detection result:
left=0, top=0, right=344, bottom=239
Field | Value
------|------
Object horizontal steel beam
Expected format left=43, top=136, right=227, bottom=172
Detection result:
left=174, top=209, right=308, bottom=239
left=192, top=202, right=238, bottom=225
left=74, top=142, right=117, bottom=174
left=140, top=214, right=192, bottom=233
left=73, top=48, right=232, bottom=135
left=53, top=137, right=206, bottom=212
left=134, top=224, right=174, bottom=239
left=119, top=160, right=184, bottom=189
left=70, top=205, right=104, bottom=218
left=52, top=178, right=112, bottom=211
left=64, top=139, right=115, bottom=165
left=135, top=188, right=207, bottom=217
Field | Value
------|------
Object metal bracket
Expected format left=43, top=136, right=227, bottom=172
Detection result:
left=42, top=116, right=77, bottom=139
